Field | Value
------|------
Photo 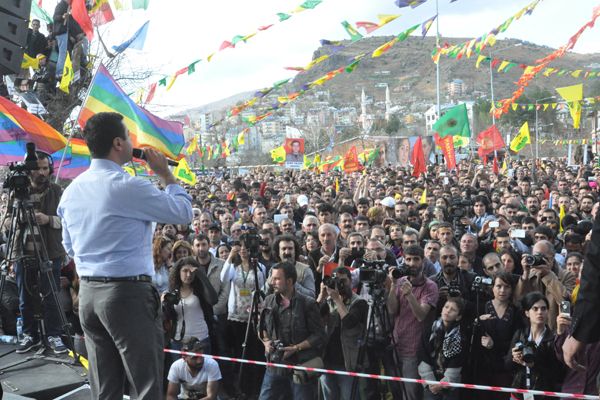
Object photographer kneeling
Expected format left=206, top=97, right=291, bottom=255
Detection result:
left=316, top=266, right=368, bottom=399
left=258, top=261, right=325, bottom=400
left=506, top=292, right=563, bottom=398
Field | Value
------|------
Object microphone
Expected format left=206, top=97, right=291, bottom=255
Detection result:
left=132, top=148, right=179, bottom=166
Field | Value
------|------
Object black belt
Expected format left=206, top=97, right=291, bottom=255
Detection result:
left=80, top=275, right=152, bottom=283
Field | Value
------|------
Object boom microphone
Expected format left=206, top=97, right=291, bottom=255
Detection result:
left=132, top=148, right=179, bottom=166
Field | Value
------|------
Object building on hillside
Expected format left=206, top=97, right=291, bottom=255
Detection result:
left=448, top=79, right=465, bottom=98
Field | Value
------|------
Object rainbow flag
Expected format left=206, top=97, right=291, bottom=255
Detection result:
left=0, top=97, right=67, bottom=154
left=56, top=138, right=91, bottom=179
left=78, top=64, right=184, bottom=160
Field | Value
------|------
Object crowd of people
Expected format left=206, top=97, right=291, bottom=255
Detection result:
left=1, top=112, right=600, bottom=399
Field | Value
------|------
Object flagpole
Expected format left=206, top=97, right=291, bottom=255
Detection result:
left=54, top=122, right=73, bottom=183
left=75, top=62, right=101, bottom=124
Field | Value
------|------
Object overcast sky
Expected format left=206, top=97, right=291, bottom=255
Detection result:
left=42, top=0, right=600, bottom=115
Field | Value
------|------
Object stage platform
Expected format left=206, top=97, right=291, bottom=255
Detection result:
left=0, top=343, right=87, bottom=399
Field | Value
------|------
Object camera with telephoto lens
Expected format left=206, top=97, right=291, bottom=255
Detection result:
left=268, top=340, right=286, bottom=363
left=524, top=254, right=546, bottom=267
left=3, top=142, right=40, bottom=200
left=163, top=289, right=181, bottom=306
left=391, top=263, right=412, bottom=280
left=472, top=276, right=493, bottom=292
left=322, top=272, right=345, bottom=292
left=358, top=259, right=388, bottom=285
left=515, top=341, right=536, bottom=364
left=447, top=282, right=462, bottom=298
left=240, top=225, right=267, bottom=259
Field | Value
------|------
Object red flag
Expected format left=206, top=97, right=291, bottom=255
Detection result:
left=342, top=146, right=363, bottom=173
left=90, top=1, right=114, bottom=26
left=411, top=137, right=426, bottom=177
left=492, top=156, right=499, bottom=175
left=476, top=125, right=505, bottom=158
left=184, top=115, right=191, bottom=126
left=72, top=0, right=94, bottom=41
left=483, top=155, right=488, bottom=165
left=145, top=82, right=157, bottom=104
left=435, top=134, right=456, bottom=170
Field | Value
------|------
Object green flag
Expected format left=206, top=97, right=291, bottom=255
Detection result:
left=132, top=0, right=150, bottom=10
left=31, top=1, right=53, bottom=24
left=341, top=21, right=363, bottom=42
left=432, top=103, right=471, bottom=138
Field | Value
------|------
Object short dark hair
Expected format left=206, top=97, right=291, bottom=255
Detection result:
left=521, top=291, right=549, bottom=311
left=271, top=261, right=297, bottom=284
left=182, top=336, right=206, bottom=353
left=83, top=112, right=127, bottom=158
left=404, top=244, right=424, bottom=259
left=192, top=233, right=209, bottom=245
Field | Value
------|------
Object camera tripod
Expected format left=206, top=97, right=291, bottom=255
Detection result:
left=0, top=189, right=81, bottom=372
left=350, top=284, right=408, bottom=400
left=237, top=255, right=264, bottom=396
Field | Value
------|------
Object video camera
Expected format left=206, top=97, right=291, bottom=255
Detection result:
left=240, top=225, right=267, bottom=259
left=322, top=272, right=345, bottom=292
left=472, top=275, right=493, bottom=293
left=3, top=142, right=39, bottom=200
left=358, top=260, right=412, bottom=284
left=449, top=197, right=472, bottom=240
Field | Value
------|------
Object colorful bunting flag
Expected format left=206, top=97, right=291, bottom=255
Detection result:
left=556, top=84, right=583, bottom=129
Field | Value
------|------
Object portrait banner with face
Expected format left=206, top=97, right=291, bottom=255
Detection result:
left=284, top=138, right=305, bottom=169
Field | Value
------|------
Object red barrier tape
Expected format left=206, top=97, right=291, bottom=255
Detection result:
left=164, top=349, right=598, bottom=399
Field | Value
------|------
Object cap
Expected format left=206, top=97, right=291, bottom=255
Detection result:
left=297, top=194, right=308, bottom=207
left=404, top=198, right=417, bottom=204
left=208, top=222, right=221, bottom=231
left=381, top=197, right=395, bottom=209
left=428, top=220, right=441, bottom=229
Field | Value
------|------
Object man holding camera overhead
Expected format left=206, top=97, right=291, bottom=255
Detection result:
left=515, top=240, right=576, bottom=331
left=387, top=244, right=439, bottom=400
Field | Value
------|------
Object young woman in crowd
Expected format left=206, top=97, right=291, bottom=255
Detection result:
left=152, top=236, right=173, bottom=293
left=506, top=292, right=564, bottom=398
left=172, top=239, right=194, bottom=263
left=221, top=242, right=267, bottom=397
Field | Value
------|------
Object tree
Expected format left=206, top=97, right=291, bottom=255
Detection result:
left=384, top=114, right=401, bottom=135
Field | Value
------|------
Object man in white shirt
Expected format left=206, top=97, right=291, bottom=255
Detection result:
left=167, top=337, right=221, bottom=400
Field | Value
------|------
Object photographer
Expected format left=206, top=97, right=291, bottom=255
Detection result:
left=387, top=244, right=439, bottom=400
left=11, top=151, right=67, bottom=354
left=316, top=267, right=367, bottom=399
left=164, top=257, right=217, bottom=359
left=431, top=245, right=476, bottom=318
left=506, top=292, right=563, bottom=398
left=516, top=241, right=576, bottom=331
left=259, top=261, right=325, bottom=400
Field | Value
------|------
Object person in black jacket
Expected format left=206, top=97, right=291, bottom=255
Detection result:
left=506, top=292, right=564, bottom=399
left=563, top=207, right=600, bottom=394
left=418, top=297, right=468, bottom=400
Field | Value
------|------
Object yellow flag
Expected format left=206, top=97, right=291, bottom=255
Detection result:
left=556, top=84, right=583, bottom=129
left=497, top=61, right=510, bottom=72
left=270, top=146, right=286, bottom=163
left=237, top=131, right=245, bottom=145
left=59, top=53, right=74, bottom=94
left=123, top=166, right=135, bottom=176
left=186, top=135, right=198, bottom=155
left=559, top=205, right=566, bottom=233
left=510, top=122, right=531, bottom=152
left=419, top=189, right=427, bottom=204
left=174, top=158, right=196, bottom=185
left=475, top=55, right=486, bottom=69
left=377, top=14, right=400, bottom=26
left=500, top=159, right=508, bottom=175
left=335, top=178, right=340, bottom=194
left=21, top=53, right=40, bottom=70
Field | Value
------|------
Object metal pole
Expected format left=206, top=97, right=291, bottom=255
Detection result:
left=535, top=101, right=539, bottom=160
left=435, top=0, right=440, bottom=117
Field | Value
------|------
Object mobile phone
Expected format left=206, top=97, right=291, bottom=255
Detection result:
left=511, top=229, right=526, bottom=239
left=285, top=194, right=290, bottom=204
left=588, top=177, right=597, bottom=182
left=443, top=177, right=449, bottom=185
left=489, top=221, right=499, bottom=228
left=273, top=214, right=286, bottom=224
left=560, top=300, right=571, bottom=316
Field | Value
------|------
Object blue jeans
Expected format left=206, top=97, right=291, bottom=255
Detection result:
left=258, top=369, right=316, bottom=400
left=55, top=33, right=68, bottom=79
left=15, top=257, right=63, bottom=339
left=320, top=373, right=355, bottom=399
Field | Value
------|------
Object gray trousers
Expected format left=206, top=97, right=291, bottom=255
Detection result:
left=79, top=280, right=163, bottom=400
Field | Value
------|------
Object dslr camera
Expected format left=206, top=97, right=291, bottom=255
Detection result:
left=447, top=282, right=462, bottom=298
left=322, top=272, right=345, bottom=292
left=515, top=341, right=536, bottom=364
left=268, top=339, right=286, bottom=363
left=163, top=289, right=181, bottom=307
left=523, top=254, right=546, bottom=267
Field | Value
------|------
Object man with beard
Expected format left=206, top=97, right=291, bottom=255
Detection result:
left=579, top=195, right=595, bottom=220
left=166, top=337, right=221, bottom=400
left=387, top=245, right=439, bottom=400
left=526, top=195, right=540, bottom=216
left=259, top=262, right=325, bottom=399
left=266, top=235, right=315, bottom=298
left=13, top=152, right=67, bottom=354
left=317, top=266, right=368, bottom=399
left=431, top=245, right=476, bottom=317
